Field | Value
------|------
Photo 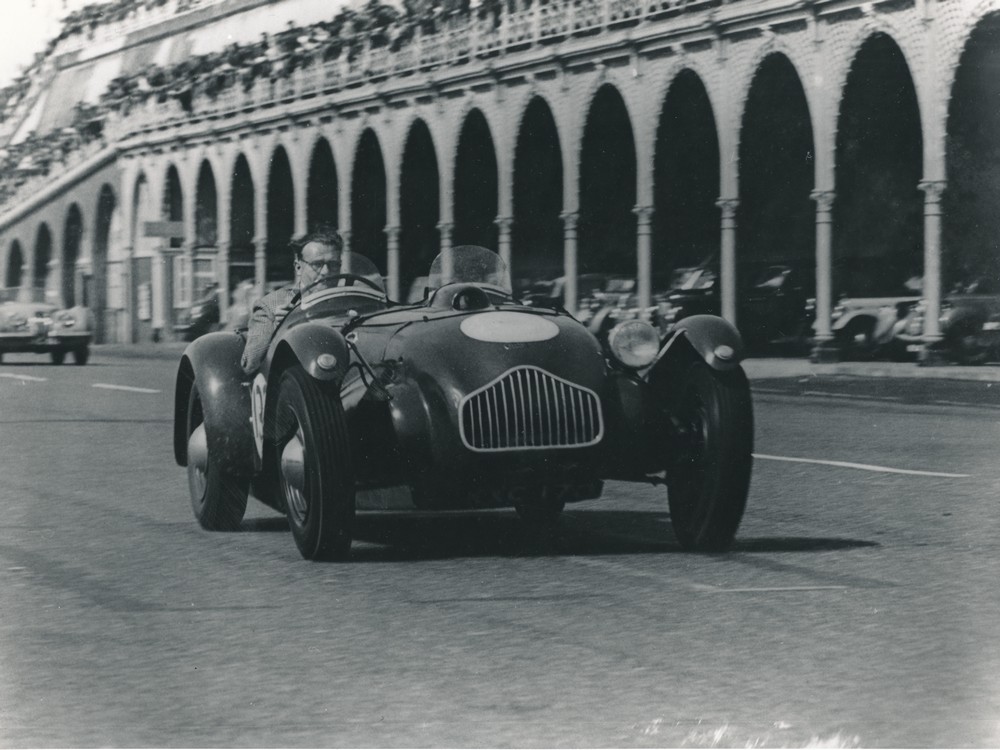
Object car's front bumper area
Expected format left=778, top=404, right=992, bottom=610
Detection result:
left=0, top=332, right=91, bottom=353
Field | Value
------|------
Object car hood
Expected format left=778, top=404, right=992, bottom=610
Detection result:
left=0, top=301, right=58, bottom=317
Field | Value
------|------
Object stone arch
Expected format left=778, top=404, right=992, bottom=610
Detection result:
left=453, top=107, right=499, bottom=250
left=6, top=240, right=24, bottom=288
left=34, top=223, right=53, bottom=291
left=306, top=137, right=338, bottom=232
left=511, top=94, right=564, bottom=283
left=399, top=117, right=440, bottom=292
left=194, top=159, right=218, bottom=248
left=62, top=203, right=84, bottom=307
left=92, top=184, right=116, bottom=342
left=578, top=82, right=638, bottom=276
left=350, top=127, right=388, bottom=271
left=652, top=67, right=721, bottom=280
left=229, top=152, right=256, bottom=288
left=266, top=144, right=295, bottom=281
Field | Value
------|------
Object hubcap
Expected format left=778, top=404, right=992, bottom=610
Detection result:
left=187, top=423, right=208, bottom=500
left=281, top=424, right=308, bottom=524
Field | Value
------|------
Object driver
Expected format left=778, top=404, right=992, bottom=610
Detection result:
left=240, top=227, right=344, bottom=375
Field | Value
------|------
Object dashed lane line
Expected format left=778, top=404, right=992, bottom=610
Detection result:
left=802, top=389, right=903, bottom=401
left=754, top=452, right=970, bottom=478
left=91, top=383, right=161, bottom=394
left=0, top=373, right=47, bottom=382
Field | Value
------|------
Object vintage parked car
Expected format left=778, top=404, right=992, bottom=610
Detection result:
left=173, top=246, right=754, bottom=560
left=829, top=276, right=922, bottom=359
left=0, top=287, right=93, bottom=364
left=895, top=277, right=1000, bottom=364
left=174, top=284, right=222, bottom=341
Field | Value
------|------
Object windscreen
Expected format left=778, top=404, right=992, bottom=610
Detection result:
left=427, top=245, right=511, bottom=294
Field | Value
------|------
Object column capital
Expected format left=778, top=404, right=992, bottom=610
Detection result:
left=632, top=204, right=654, bottom=223
left=809, top=190, right=836, bottom=211
left=715, top=197, right=739, bottom=217
left=918, top=180, right=947, bottom=203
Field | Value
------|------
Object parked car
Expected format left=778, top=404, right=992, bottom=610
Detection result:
left=896, top=277, right=1000, bottom=364
left=174, top=245, right=754, bottom=560
left=174, top=284, right=222, bottom=341
left=0, top=287, right=93, bottom=364
left=829, top=275, right=922, bottom=360
left=740, top=264, right=815, bottom=353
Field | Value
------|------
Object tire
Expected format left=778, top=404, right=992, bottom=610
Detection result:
left=274, top=366, right=355, bottom=561
left=666, top=360, right=754, bottom=552
left=949, top=323, right=989, bottom=365
left=836, top=318, right=875, bottom=360
left=186, top=381, right=249, bottom=531
left=515, top=487, right=565, bottom=530
left=50, top=349, right=66, bottom=365
left=72, top=346, right=89, bottom=366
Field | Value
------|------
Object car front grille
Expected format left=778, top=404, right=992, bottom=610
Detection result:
left=460, top=366, right=603, bottom=452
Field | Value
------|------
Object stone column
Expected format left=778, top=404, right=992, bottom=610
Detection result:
left=918, top=180, right=946, bottom=363
left=560, top=211, right=579, bottom=315
left=340, top=229, right=352, bottom=255
left=253, top=236, right=267, bottom=297
left=495, top=215, right=513, bottom=274
left=716, top=197, right=739, bottom=325
left=810, top=190, right=837, bottom=362
left=385, top=225, right=401, bottom=301
left=217, top=241, right=230, bottom=321
left=634, top=204, right=654, bottom=316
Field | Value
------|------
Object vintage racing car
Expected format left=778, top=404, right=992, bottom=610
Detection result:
left=173, top=246, right=754, bottom=560
left=0, top=287, right=93, bottom=364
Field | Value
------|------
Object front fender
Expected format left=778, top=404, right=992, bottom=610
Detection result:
left=269, top=322, right=350, bottom=383
left=658, top=314, right=745, bottom=372
left=173, top=332, right=254, bottom=477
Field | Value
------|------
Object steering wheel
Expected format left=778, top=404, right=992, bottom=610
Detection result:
left=302, top=273, right=385, bottom=295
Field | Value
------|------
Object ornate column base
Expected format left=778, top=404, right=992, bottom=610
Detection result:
left=810, top=338, right=841, bottom=363
left=917, top=343, right=949, bottom=367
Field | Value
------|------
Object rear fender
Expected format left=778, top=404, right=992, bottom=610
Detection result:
left=651, top=314, right=745, bottom=376
left=173, top=332, right=254, bottom=477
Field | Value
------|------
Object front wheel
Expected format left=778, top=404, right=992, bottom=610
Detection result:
left=186, top=381, right=249, bottom=530
left=666, top=361, right=753, bottom=552
left=274, top=367, right=355, bottom=561
left=72, top=346, right=89, bottom=365
left=50, top=349, right=66, bottom=365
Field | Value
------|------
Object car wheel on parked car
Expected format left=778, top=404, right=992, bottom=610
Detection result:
left=275, top=366, right=355, bottom=561
left=186, top=381, right=249, bottom=531
left=666, top=360, right=753, bottom=552
left=948, top=322, right=990, bottom=365
left=50, top=349, right=66, bottom=365
left=72, top=346, right=89, bottom=366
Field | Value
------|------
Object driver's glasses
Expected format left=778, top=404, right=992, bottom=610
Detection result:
left=301, top=257, right=338, bottom=274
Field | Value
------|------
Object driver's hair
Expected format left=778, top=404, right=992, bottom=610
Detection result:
left=289, top=225, right=344, bottom=260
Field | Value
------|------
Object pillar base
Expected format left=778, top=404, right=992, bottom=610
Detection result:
left=810, top=339, right=841, bottom=363
left=917, top=343, right=949, bottom=367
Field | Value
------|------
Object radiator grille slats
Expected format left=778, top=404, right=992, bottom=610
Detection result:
left=460, top=366, right=603, bottom=451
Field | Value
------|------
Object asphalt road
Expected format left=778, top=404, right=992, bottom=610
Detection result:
left=1, top=352, right=999, bottom=747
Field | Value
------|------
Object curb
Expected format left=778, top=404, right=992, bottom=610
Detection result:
left=89, top=343, right=1000, bottom=382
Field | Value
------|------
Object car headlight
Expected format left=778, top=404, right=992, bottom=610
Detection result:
left=831, top=304, right=846, bottom=320
left=607, top=320, right=660, bottom=369
left=59, top=311, right=76, bottom=328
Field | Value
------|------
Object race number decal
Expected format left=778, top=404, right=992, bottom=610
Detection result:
left=251, top=373, right=267, bottom=459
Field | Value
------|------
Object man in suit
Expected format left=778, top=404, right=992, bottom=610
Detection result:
left=240, top=227, right=344, bottom=375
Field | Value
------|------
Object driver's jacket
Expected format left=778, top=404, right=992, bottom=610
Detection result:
left=240, top=285, right=297, bottom=375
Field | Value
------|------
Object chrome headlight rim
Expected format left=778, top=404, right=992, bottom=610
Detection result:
left=607, top=320, right=660, bottom=369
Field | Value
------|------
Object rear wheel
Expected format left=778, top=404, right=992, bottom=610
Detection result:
left=275, top=367, right=355, bottom=561
left=72, top=346, right=89, bottom=365
left=666, top=360, right=753, bottom=552
left=186, top=381, right=249, bottom=530
left=50, top=349, right=66, bottom=365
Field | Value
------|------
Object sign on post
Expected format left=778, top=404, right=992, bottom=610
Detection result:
left=143, top=221, right=186, bottom=239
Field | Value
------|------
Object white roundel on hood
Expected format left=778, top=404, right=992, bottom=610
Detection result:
left=460, top=312, right=560, bottom=343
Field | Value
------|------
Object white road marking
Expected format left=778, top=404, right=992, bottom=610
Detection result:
left=754, top=452, right=969, bottom=478
left=750, top=387, right=786, bottom=394
left=92, top=383, right=161, bottom=394
left=690, top=584, right=848, bottom=593
left=803, top=389, right=903, bottom=401
left=0, top=373, right=47, bottom=382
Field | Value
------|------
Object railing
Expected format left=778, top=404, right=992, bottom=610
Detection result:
left=0, top=138, right=113, bottom=218
left=58, top=0, right=232, bottom=54
left=109, top=0, right=720, bottom=135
